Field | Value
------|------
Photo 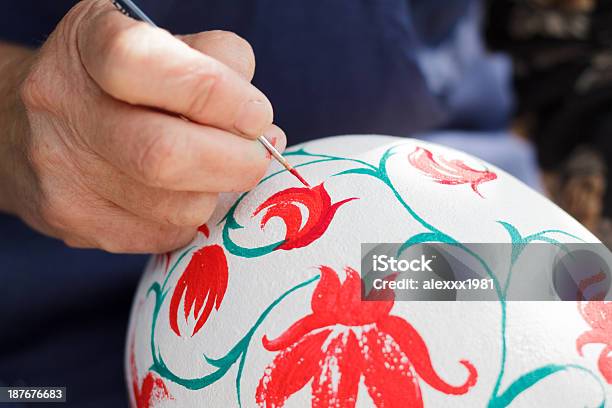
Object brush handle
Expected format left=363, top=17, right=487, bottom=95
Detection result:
left=258, top=135, right=287, bottom=166
left=108, top=0, right=306, bottom=186
left=110, top=0, right=157, bottom=26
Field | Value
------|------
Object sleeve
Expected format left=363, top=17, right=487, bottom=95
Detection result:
left=0, top=0, right=78, bottom=46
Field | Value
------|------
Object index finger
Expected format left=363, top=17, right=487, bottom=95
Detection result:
left=77, top=2, right=272, bottom=139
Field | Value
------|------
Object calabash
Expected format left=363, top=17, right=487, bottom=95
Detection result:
left=126, top=135, right=611, bottom=407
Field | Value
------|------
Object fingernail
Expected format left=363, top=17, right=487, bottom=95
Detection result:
left=234, top=99, right=272, bottom=136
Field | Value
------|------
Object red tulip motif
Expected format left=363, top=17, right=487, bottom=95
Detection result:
left=256, top=266, right=478, bottom=407
left=169, top=244, right=229, bottom=336
left=408, top=146, right=497, bottom=197
left=577, top=301, right=612, bottom=384
left=129, top=337, right=172, bottom=408
left=253, top=183, right=357, bottom=251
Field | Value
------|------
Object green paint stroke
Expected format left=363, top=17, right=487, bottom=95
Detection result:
left=147, top=268, right=320, bottom=406
left=488, top=364, right=606, bottom=408
left=375, top=145, right=603, bottom=406
left=220, top=151, right=379, bottom=258
left=489, top=221, right=604, bottom=406
left=141, top=142, right=605, bottom=407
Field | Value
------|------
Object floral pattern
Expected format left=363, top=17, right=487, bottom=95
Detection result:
left=130, top=337, right=172, bottom=408
left=408, top=147, right=497, bottom=197
left=577, top=301, right=612, bottom=384
left=253, top=183, right=357, bottom=251
left=169, top=244, right=228, bottom=336
left=256, top=266, right=478, bottom=407
left=136, top=142, right=607, bottom=407
left=132, top=373, right=172, bottom=408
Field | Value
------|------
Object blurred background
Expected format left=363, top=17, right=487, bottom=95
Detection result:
left=485, top=0, right=612, bottom=247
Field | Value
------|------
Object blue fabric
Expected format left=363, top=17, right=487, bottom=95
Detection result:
left=0, top=215, right=147, bottom=407
left=0, top=0, right=519, bottom=405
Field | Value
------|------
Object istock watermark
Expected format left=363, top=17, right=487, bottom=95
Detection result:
left=360, top=243, right=612, bottom=301
left=371, top=254, right=434, bottom=272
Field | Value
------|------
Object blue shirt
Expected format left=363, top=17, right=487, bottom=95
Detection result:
left=0, top=1, right=511, bottom=405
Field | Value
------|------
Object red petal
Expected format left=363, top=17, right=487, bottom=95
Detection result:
left=137, top=372, right=171, bottom=408
left=576, top=330, right=610, bottom=356
left=169, top=279, right=187, bottom=336
left=275, top=185, right=327, bottom=250
left=185, top=263, right=210, bottom=321
left=311, top=266, right=342, bottom=314
left=279, top=196, right=357, bottom=251
left=215, top=254, right=229, bottom=309
left=577, top=302, right=612, bottom=384
left=168, top=245, right=229, bottom=337
left=264, top=266, right=345, bottom=351
left=378, top=316, right=477, bottom=395
left=356, top=297, right=394, bottom=326
left=409, top=147, right=460, bottom=184
left=312, top=330, right=362, bottom=408
left=336, top=267, right=365, bottom=325
left=192, top=290, right=217, bottom=337
left=198, top=224, right=210, bottom=238
left=598, top=345, right=612, bottom=384
left=362, top=328, right=422, bottom=408
left=580, top=301, right=612, bottom=330
left=260, top=202, right=302, bottom=239
left=257, top=329, right=331, bottom=407
left=408, top=147, right=496, bottom=197
left=254, top=183, right=356, bottom=251
left=190, top=246, right=230, bottom=336
left=336, top=267, right=393, bottom=326
left=263, top=314, right=336, bottom=351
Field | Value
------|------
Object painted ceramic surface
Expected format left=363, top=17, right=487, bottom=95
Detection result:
left=126, top=135, right=611, bottom=407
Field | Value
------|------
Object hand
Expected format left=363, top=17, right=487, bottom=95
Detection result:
left=0, top=0, right=286, bottom=253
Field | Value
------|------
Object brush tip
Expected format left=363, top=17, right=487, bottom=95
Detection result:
left=289, top=168, right=311, bottom=187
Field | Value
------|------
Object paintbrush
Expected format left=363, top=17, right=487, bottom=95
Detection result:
left=109, top=0, right=310, bottom=187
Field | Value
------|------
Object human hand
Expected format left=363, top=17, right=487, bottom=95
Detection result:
left=0, top=0, right=285, bottom=253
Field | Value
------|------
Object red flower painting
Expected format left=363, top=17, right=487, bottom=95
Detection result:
left=129, top=338, right=172, bottom=408
left=256, top=266, right=478, bottom=407
left=253, top=183, right=357, bottom=251
left=198, top=223, right=210, bottom=237
left=577, top=301, right=612, bottom=384
left=408, top=146, right=497, bottom=198
left=132, top=373, right=172, bottom=408
left=157, top=224, right=210, bottom=274
left=169, top=244, right=229, bottom=336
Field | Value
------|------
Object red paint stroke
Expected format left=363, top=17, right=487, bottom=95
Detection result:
left=577, top=301, right=612, bottom=383
left=155, top=252, right=172, bottom=275
left=262, top=133, right=310, bottom=186
left=169, top=245, right=229, bottom=337
left=253, top=183, right=357, bottom=251
left=289, top=167, right=310, bottom=188
left=408, top=146, right=497, bottom=198
left=198, top=223, right=210, bottom=238
left=256, top=266, right=477, bottom=407
left=129, top=334, right=172, bottom=408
